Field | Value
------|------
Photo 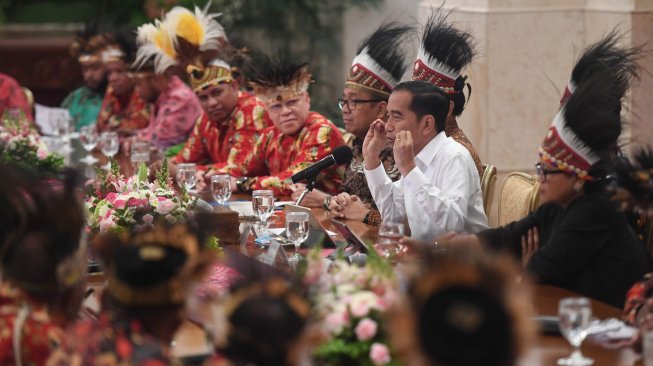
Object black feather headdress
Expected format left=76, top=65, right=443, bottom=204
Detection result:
left=346, top=22, right=413, bottom=99
left=561, top=29, right=640, bottom=105
left=413, top=6, right=476, bottom=95
left=249, top=54, right=312, bottom=103
left=540, top=69, right=625, bottom=180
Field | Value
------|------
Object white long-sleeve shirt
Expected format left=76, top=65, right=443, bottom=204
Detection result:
left=364, top=131, right=488, bottom=242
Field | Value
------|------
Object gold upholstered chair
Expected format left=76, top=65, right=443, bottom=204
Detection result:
left=480, top=164, right=497, bottom=217
left=497, top=172, right=541, bottom=226
left=21, top=87, right=34, bottom=110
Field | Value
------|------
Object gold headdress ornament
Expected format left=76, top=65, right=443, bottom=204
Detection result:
left=98, top=222, right=213, bottom=307
left=249, top=56, right=312, bottom=104
left=133, top=1, right=228, bottom=77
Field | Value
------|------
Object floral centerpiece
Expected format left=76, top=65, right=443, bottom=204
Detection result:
left=303, top=252, right=399, bottom=366
left=85, top=159, right=199, bottom=234
left=0, top=109, right=63, bottom=176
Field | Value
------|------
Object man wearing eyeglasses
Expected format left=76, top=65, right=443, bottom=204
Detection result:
left=218, top=56, right=345, bottom=196
left=291, top=23, right=410, bottom=226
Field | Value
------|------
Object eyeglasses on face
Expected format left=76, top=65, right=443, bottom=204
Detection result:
left=337, top=98, right=383, bottom=111
left=534, top=162, right=566, bottom=182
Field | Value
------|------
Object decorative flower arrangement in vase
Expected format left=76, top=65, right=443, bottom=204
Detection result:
left=303, top=251, right=400, bottom=366
left=0, top=108, right=63, bottom=176
left=85, top=159, right=200, bottom=235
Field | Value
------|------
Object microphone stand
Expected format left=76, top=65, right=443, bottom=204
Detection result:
left=295, top=176, right=317, bottom=206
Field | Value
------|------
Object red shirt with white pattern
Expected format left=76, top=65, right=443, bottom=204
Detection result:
left=221, top=111, right=346, bottom=196
left=96, top=87, right=150, bottom=134
left=174, top=91, right=271, bottom=171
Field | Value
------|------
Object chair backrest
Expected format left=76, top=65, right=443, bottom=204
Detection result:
left=481, top=164, right=497, bottom=217
left=497, top=172, right=541, bottom=226
left=21, top=87, right=34, bottom=110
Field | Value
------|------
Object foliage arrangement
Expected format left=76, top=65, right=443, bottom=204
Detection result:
left=85, top=159, right=197, bottom=234
left=303, top=251, right=399, bottom=366
left=0, top=109, right=64, bottom=176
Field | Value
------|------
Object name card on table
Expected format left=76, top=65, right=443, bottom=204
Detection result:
left=35, top=104, right=70, bottom=136
left=260, top=240, right=289, bottom=267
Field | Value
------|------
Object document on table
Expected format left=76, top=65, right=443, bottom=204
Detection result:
left=35, top=104, right=70, bottom=136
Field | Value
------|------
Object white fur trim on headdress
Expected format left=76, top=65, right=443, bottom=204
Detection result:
left=551, top=109, right=601, bottom=166
left=351, top=47, right=398, bottom=89
left=416, top=46, right=459, bottom=80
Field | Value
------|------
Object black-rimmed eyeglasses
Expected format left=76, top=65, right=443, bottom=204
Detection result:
left=534, top=162, right=566, bottom=182
left=337, top=98, right=383, bottom=111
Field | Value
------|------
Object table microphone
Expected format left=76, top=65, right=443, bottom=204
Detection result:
left=291, top=145, right=353, bottom=184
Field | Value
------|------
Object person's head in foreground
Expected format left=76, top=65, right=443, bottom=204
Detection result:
left=537, top=69, right=626, bottom=208
left=214, top=277, right=313, bottom=366
left=0, top=164, right=86, bottom=365
left=249, top=55, right=313, bottom=136
left=390, top=246, right=534, bottom=366
left=385, top=80, right=450, bottom=153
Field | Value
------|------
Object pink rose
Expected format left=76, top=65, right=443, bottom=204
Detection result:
left=157, top=199, right=175, bottom=215
left=142, top=214, right=154, bottom=224
left=325, top=311, right=349, bottom=334
left=355, top=318, right=377, bottom=341
left=369, top=343, right=391, bottom=365
left=105, top=192, right=117, bottom=203
left=113, top=199, right=126, bottom=209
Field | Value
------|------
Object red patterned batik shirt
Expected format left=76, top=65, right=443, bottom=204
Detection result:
left=46, top=312, right=173, bottom=366
left=0, top=73, right=33, bottom=122
left=137, top=76, right=203, bottom=150
left=0, top=281, right=63, bottom=366
left=96, top=87, right=151, bottom=134
left=175, top=91, right=271, bottom=171
left=221, top=111, right=345, bottom=196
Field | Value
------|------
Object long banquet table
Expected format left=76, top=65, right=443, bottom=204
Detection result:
left=72, top=143, right=643, bottom=366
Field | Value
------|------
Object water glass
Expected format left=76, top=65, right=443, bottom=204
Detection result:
left=377, top=222, right=405, bottom=258
left=176, top=163, right=197, bottom=192
left=211, top=174, right=231, bottom=205
left=79, top=125, right=98, bottom=164
left=252, top=190, right=275, bottom=234
left=557, top=297, right=594, bottom=366
left=54, top=115, right=73, bottom=142
left=130, top=141, right=150, bottom=174
left=100, top=131, right=119, bottom=169
left=286, top=211, right=309, bottom=262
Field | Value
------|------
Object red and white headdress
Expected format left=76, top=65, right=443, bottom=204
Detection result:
left=412, top=9, right=475, bottom=96
left=346, top=23, right=411, bottom=99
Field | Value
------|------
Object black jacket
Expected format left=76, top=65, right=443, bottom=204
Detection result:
left=478, top=190, right=653, bottom=308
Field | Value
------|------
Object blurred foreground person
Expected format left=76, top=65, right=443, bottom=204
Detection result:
left=47, top=221, right=215, bottom=365
left=0, top=164, right=87, bottom=366
left=211, top=278, right=313, bottom=366
left=390, top=246, right=534, bottom=366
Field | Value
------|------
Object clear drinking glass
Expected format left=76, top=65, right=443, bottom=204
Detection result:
left=130, top=141, right=150, bottom=174
left=211, top=174, right=231, bottom=205
left=377, top=222, right=405, bottom=258
left=252, top=190, right=275, bottom=235
left=79, top=125, right=99, bottom=164
left=557, top=297, right=594, bottom=366
left=286, top=211, right=309, bottom=262
left=176, top=163, right=197, bottom=192
left=100, top=131, right=119, bottom=169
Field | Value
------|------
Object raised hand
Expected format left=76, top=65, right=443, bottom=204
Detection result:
left=521, top=227, right=540, bottom=268
left=363, top=119, right=387, bottom=170
left=393, top=130, right=416, bottom=176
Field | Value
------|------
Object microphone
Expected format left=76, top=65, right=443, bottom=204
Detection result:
left=291, top=145, right=353, bottom=183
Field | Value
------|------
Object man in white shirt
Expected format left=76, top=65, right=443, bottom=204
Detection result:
left=362, top=80, right=488, bottom=241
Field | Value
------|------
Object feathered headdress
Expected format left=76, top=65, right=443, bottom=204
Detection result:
left=413, top=7, right=476, bottom=95
left=249, top=55, right=312, bottom=103
left=346, top=22, right=412, bottom=99
left=612, top=149, right=653, bottom=212
left=94, top=221, right=214, bottom=307
left=133, top=2, right=228, bottom=78
left=560, top=30, right=640, bottom=105
left=389, top=246, right=534, bottom=366
left=540, top=69, right=625, bottom=180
